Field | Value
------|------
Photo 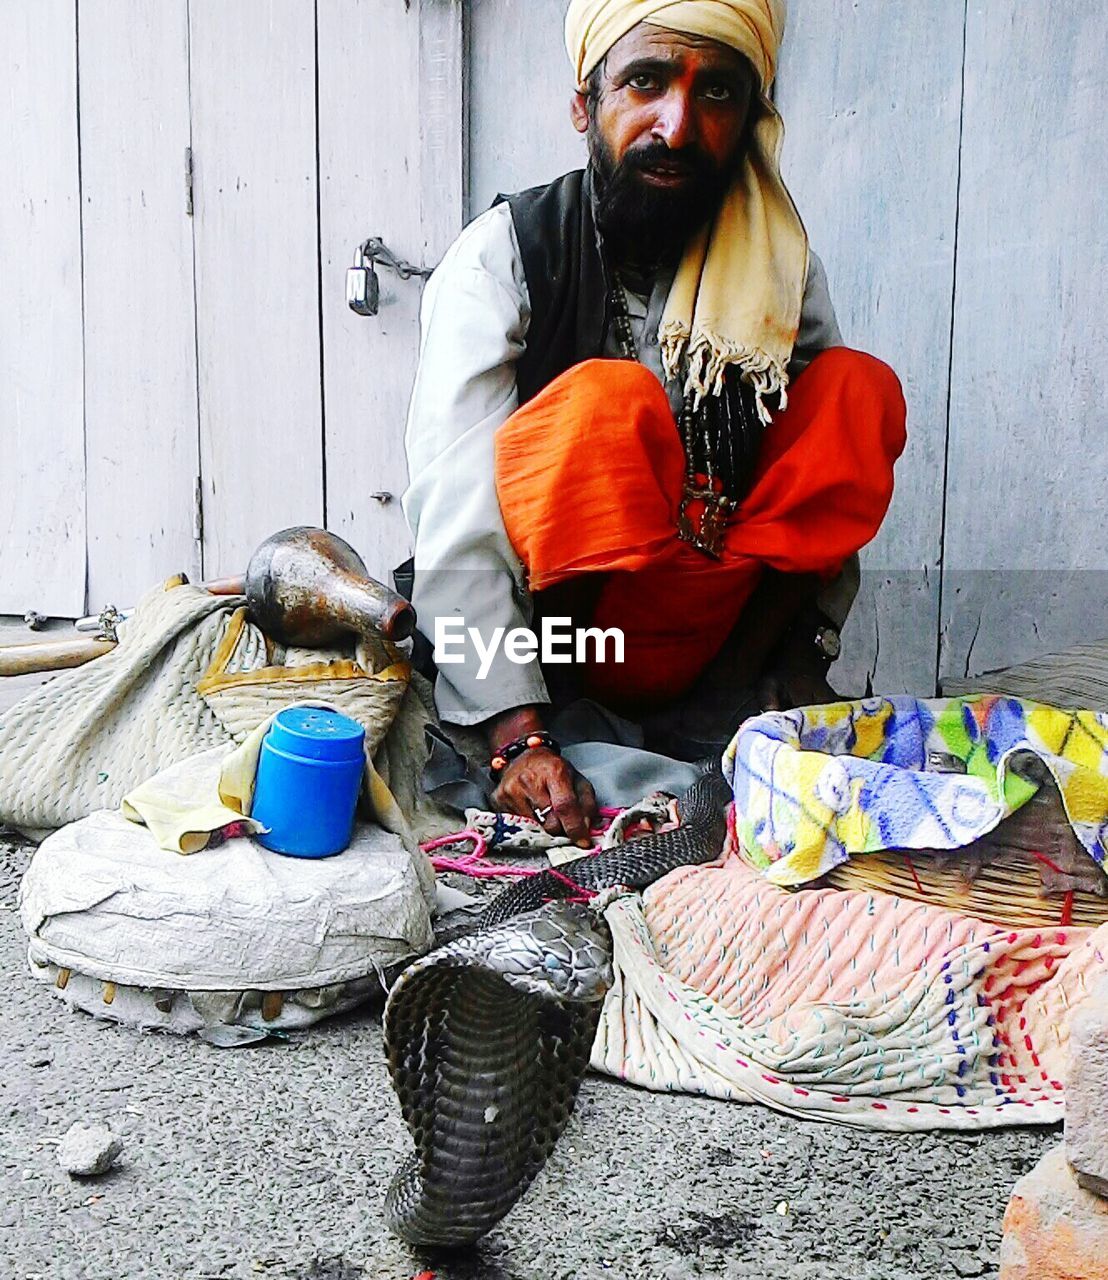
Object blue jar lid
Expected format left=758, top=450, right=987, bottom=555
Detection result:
left=266, top=707, right=366, bottom=763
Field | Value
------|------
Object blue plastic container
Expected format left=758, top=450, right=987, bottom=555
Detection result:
left=251, top=707, right=366, bottom=858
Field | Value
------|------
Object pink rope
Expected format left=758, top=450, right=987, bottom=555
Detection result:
left=420, top=802, right=661, bottom=883
left=421, top=830, right=489, bottom=858
left=421, top=830, right=542, bottom=880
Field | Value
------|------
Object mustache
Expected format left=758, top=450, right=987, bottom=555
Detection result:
left=618, top=141, right=715, bottom=181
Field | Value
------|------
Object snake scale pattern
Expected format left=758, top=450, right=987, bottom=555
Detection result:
left=383, top=765, right=732, bottom=1247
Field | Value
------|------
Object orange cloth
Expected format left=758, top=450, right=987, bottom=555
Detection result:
left=495, top=348, right=906, bottom=705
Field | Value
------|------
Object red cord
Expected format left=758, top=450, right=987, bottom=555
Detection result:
left=421, top=831, right=541, bottom=880
left=903, top=854, right=925, bottom=896
left=420, top=806, right=630, bottom=887
left=1030, top=849, right=1066, bottom=876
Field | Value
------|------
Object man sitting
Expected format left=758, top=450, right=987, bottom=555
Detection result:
left=402, top=0, right=906, bottom=845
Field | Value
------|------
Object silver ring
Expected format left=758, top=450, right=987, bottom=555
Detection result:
left=532, top=805, right=552, bottom=822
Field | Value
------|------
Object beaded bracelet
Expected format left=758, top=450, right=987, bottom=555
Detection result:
left=489, top=731, right=561, bottom=781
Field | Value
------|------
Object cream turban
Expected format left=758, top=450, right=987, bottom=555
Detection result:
left=565, top=0, right=787, bottom=93
left=563, top=0, right=806, bottom=418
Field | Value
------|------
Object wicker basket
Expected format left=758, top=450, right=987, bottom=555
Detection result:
left=196, top=607, right=410, bottom=754
left=823, top=641, right=1108, bottom=929
left=823, top=782, right=1108, bottom=929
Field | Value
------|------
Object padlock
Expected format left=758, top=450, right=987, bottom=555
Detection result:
left=346, top=244, right=380, bottom=317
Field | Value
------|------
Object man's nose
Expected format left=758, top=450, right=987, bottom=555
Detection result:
left=651, top=89, right=697, bottom=149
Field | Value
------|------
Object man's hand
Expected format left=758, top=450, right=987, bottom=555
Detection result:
left=755, top=613, right=841, bottom=712
left=757, top=637, right=839, bottom=711
left=757, top=665, right=834, bottom=716
left=484, top=705, right=598, bottom=847
left=491, top=748, right=598, bottom=848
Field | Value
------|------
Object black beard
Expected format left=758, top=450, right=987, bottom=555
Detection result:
left=588, top=124, right=735, bottom=270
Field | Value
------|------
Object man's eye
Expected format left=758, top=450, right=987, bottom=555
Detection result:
left=702, top=84, right=734, bottom=102
left=628, top=74, right=659, bottom=91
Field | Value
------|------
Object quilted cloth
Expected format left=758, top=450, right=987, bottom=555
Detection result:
left=0, top=584, right=239, bottom=830
left=196, top=607, right=409, bottom=754
left=591, top=851, right=1104, bottom=1129
left=723, top=695, right=1108, bottom=887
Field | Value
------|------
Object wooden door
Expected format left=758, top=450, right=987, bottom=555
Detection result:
left=777, top=0, right=965, bottom=697
left=468, top=0, right=585, bottom=217
left=80, top=0, right=202, bottom=605
left=0, top=1, right=87, bottom=617
left=319, top=0, right=464, bottom=583
left=188, top=0, right=325, bottom=579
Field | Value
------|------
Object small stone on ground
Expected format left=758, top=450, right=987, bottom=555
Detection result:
left=56, top=1121, right=124, bottom=1177
left=1065, top=980, right=1108, bottom=1198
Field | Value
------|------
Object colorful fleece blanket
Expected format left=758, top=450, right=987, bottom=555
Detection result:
left=723, top=695, right=1108, bottom=887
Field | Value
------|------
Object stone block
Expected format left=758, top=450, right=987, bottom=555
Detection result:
left=1067, top=984, right=1108, bottom=1197
left=999, top=1144, right=1108, bottom=1280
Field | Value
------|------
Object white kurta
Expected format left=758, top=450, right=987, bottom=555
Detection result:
left=403, top=199, right=847, bottom=727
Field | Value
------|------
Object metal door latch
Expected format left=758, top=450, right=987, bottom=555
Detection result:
left=75, top=603, right=129, bottom=643
left=347, top=237, right=434, bottom=317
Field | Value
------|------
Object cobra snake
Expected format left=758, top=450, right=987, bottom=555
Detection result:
left=382, top=764, right=732, bottom=1248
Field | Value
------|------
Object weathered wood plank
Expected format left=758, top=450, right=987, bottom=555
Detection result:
left=317, top=0, right=422, bottom=582
left=79, top=0, right=201, bottom=607
left=777, top=0, right=965, bottom=698
left=468, top=0, right=586, bottom=216
left=0, top=1, right=86, bottom=617
left=188, top=0, right=323, bottom=578
left=940, top=0, right=1108, bottom=679
left=418, top=0, right=467, bottom=257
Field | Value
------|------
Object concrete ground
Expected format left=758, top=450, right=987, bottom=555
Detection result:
left=0, top=833, right=1056, bottom=1280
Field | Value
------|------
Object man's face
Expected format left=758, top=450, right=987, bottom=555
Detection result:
left=572, top=25, right=757, bottom=261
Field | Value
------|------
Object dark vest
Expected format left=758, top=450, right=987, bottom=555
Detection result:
left=497, top=169, right=611, bottom=406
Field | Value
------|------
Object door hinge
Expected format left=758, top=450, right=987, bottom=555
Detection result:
left=185, top=147, right=194, bottom=217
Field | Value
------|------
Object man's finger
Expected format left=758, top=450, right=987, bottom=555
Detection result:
left=494, top=753, right=549, bottom=822
left=547, top=772, right=591, bottom=847
left=494, top=777, right=531, bottom=821
left=511, top=770, right=557, bottom=834
left=575, top=775, right=599, bottom=826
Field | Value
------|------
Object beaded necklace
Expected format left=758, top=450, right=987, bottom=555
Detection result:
left=608, top=275, right=763, bottom=558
